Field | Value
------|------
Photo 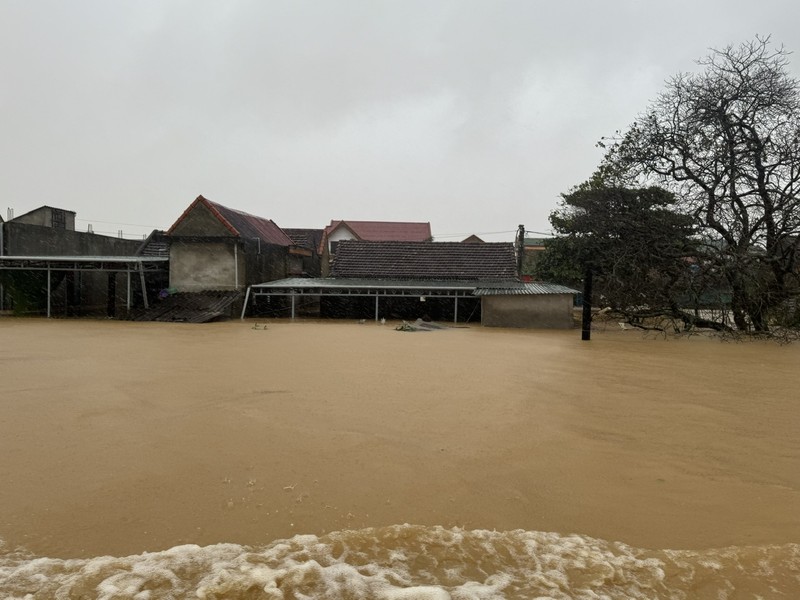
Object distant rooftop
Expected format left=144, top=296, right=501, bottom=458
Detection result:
left=321, top=219, right=432, bottom=253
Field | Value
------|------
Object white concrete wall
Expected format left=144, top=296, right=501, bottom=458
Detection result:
left=328, top=227, right=357, bottom=250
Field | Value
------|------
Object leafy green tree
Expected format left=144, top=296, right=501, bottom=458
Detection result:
left=537, top=178, right=727, bottom=332
left=601, top=36, right=800, bottom=332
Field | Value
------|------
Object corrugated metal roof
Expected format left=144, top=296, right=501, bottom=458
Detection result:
left=250, top=277, right=494, bottom=291
left=473, top=283, right=579, bottom=296
left=128, top=290, right=241, bottom=323
left=0, top=255, right=168, bottom=262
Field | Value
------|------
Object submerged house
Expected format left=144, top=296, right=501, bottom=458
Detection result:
left=244, top=239, right=577, bottom=328
left=142, top=196, right=319, bottom=321
left=0, top=205, right=167, bottom=317
left=167, top=195, right=316, bottom=293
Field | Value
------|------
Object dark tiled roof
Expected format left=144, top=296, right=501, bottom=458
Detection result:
left=136, top=230, right=171, bottom=257
left=284, top=228, right=324, bottom=252
left=331, top=241, right=518, bottom=280
left=168, top=196, right=294, bottom=247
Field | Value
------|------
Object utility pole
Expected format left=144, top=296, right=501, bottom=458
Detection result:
left=581, top=267, right=592, bottom=341
left=515, top=224, right=525, bottom=275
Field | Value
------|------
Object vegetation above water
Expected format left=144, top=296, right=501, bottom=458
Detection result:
left=538, top=37, right=800, bottom=341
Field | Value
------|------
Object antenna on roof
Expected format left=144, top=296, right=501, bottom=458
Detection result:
left=7, top=208, right=13, bottom=220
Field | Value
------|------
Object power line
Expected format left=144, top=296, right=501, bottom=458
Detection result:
left=76, top=217, right=164, bottom=229
left=432, top=229, right=518, bottom=239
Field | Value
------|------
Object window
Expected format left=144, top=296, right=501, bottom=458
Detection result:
left=51, top=209, right=66, bottom=229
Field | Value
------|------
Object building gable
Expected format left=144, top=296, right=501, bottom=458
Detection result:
left=169, top=198, right=236, bottom=237
left=167, top=195, right=294, bottom=247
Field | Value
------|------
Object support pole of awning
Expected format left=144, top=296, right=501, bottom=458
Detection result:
left=127, top=270, right=131, bottom=311
left=291, top=294, right=296, bottom=319
left=138, top=261, right=149, bottom=309
left=454, top=294, right=458, bottom=323
left=375, top=293, right=379, bottom=322
left=240, top=286, right=252, bottom=320
left=46, top=265, right=51, bottom=318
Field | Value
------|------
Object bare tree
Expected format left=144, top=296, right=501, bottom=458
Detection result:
left=603, top=36, right=800, bottom=332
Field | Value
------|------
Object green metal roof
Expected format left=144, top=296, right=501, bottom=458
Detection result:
left=250, top=277, right=513, bottom=291
left=250, top=278, right=576, bottom=296
left=473, top=282, right=578, bottom=296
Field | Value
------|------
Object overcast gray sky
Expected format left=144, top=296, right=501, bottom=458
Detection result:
left=2, top=1, right=799, bottom=241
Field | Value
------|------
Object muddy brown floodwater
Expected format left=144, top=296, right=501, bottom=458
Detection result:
left=0, top=318, right=798, bottom=560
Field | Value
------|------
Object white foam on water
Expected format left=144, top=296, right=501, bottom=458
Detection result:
left=1, top=525, right=799, bottom=599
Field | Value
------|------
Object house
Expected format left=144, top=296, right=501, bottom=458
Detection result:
left=318, top=220, right=433, bottom=276
left=8, top=205, right=76, bottom=231
left=0, top=206, right=166, bottom=317
left=462, top=234, right=485, bottom=243
left=473, top=282, right=578, bottom=328
left=167, top=195, right=315, bottom=293
left=283, top=228, right=324, bottom=277
left=244, top=239, right=577, bottom=327
left=149, top=196, right=320, bottom=321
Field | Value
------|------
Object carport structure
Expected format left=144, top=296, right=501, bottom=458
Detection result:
left=241, top=277, right=497, bottom=322
left=241, top=240, right=535, bottom=323
left=0, top=255, right=169, bottom=317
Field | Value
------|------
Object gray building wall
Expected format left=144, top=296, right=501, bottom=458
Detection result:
left=3, top=221, right=141, bottom=256
left=481, top=294, right=575, bottom=328
left=12, top=207, right=76, bottom=231
left=169, top=241, right=239, bottom=291
left=242, top=242, right=296, bottom=285
left=168, top=203, right=300, bottom=293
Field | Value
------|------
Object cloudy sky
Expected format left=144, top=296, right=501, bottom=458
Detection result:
left=2, top=1, right=799, bottom=242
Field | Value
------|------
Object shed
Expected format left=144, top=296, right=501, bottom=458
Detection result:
left=474, top=282, right=578, bottom=328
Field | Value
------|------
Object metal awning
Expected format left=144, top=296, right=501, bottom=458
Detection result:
left=0, top=255, right=168, bottom=271
left=0, top=255, right=169, bottom=316
left=473, top=282, right=579, bottom=295
left=242, top=277, right=519, bottom=322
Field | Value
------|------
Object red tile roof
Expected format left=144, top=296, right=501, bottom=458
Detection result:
left=320, top=220, right=432, bottom=253
left=331, top=241, right=518, bottom=280
left=168, top=196, right=294, bottom=247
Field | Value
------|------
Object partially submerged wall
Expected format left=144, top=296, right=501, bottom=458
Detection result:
left=481, top=294, right=575, bottom=328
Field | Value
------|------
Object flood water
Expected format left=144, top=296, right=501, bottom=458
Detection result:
left=0, top=318, right=798, bottom=598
